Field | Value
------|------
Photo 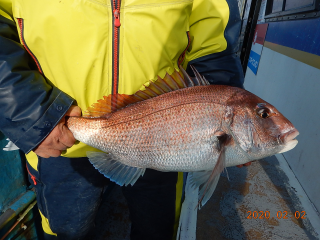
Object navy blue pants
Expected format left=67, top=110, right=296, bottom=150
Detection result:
left=27, top=156, right=181, bottom=240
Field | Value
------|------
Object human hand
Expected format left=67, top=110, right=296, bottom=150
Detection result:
left=33, top=105, right=82, bottom=158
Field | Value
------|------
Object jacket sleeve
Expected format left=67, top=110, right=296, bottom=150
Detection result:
left=0, top=14, right=74, bottom=154
left=184, top=0, right=244, bottom=88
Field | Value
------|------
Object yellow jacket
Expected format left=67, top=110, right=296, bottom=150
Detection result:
left=0, top=0, right=243, bottom=169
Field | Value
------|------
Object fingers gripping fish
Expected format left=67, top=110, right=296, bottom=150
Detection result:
left=66, top=66, right=299, bottom=208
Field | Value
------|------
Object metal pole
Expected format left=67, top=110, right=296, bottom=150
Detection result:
left=0, top=200, right=37, bottom=240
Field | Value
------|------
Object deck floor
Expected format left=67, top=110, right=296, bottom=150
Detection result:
left=88, top=156, right=319, bottom=240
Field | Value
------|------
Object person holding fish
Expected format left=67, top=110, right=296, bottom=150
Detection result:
left=1, top=0, right=299, bottom=239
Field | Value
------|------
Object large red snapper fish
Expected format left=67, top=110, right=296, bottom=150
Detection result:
left=66, top=66, right=298, bottom=207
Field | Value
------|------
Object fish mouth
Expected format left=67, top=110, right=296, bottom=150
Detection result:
left=281, top=129, right=299, bottom=143
left=278, top=129, right=299, bottom=153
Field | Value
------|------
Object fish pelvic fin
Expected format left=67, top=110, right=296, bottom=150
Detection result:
left=84, top=65, right=208, bottom=117
left=87, top=151, right=145, bottom=186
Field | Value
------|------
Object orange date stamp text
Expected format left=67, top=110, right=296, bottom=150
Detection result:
left=246, top=211, right=306, bottom=220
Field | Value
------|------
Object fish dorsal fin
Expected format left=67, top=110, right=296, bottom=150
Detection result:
left=84, top=94, right=141, bottom=117
left=84, top=65, right=208, bottom=117
left=190, top=65, right=210, bottom=86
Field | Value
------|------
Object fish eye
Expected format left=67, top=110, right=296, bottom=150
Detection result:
left=256, top=108, right=270, bottom=119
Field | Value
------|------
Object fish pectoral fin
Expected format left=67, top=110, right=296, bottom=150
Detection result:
left=189, top=136, right=227, bottom=209
left=87, top=151, right=145, bottom=187
left=214, top=131, right=232, bottom=151
left=189, top=171, right=221, bottom=209
left=198, top=173, right=221, bottom=209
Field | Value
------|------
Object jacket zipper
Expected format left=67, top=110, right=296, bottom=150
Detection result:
left=26, top=164, right=37, bottom=185
left=111, top=0, right=121, bottom=111
left=17, top=18, right=43, bottom=74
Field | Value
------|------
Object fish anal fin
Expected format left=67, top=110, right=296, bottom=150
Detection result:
left=87, top=151, right=145, bottom=186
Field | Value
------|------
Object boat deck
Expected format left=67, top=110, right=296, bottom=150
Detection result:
left=88, top=156, right=319, bottom=240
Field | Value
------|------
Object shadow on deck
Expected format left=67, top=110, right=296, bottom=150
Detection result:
left=88, top=156, right=319, bottom=240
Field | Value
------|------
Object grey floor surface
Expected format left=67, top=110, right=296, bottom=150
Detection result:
left=88, top=156, right=319, bottom=240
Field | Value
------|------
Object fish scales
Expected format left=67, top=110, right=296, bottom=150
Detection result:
left=97, top=85, right=239, bottom=128
left=69, top=86, right=235, bottom=172
left=67, top=67, right=298, bottom=207
left=3, top=66, right=298, bottom=208
left=68, top=83, right=298, bottom=172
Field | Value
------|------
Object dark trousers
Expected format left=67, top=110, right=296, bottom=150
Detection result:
left=27, top=156, right=181, bottom=240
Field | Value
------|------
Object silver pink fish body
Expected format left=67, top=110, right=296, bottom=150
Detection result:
left=67, top=85, right=298, bottom=172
